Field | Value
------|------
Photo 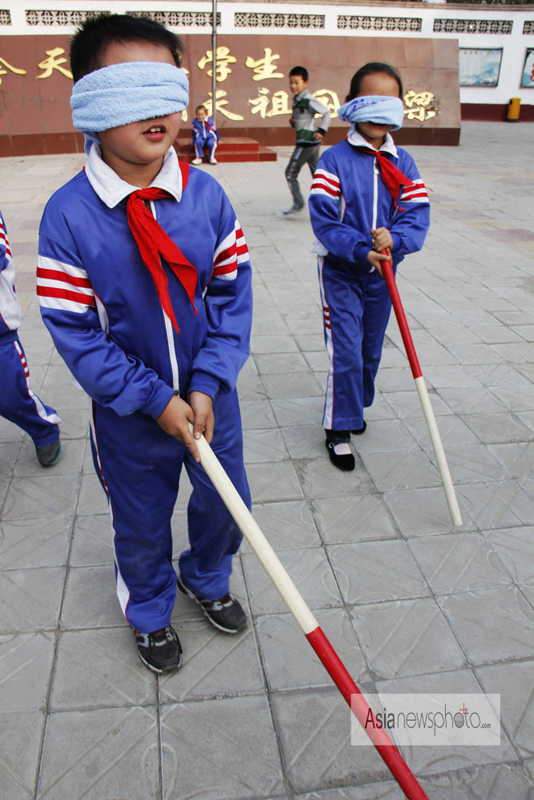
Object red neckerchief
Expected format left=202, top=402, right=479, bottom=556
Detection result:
left=126, top=161, right=196, bottom=334
left=354, top=145, right=413, bottom=209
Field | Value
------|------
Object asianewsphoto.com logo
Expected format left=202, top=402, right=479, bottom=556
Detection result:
left=351, top=694, right=501, bottom=747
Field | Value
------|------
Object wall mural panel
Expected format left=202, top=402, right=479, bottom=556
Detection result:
left=0, top=33, right=461, bottom=155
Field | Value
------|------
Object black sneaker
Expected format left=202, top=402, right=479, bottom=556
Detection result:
left=135, top=625, right=182, bottom=673
left=36, top=438, right=62, bottom=467
left=325, top=429, right=355, bottom=472
left=177, top=573, right=247, bottom=633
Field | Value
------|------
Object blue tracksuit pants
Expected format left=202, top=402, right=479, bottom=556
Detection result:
left=90, top=387, right=250, bottom=634
left=194, top=134, right=217, bottom=160
left=319, top=256, right=394, bottom=431
left=0, top=333, right=60, bottom=446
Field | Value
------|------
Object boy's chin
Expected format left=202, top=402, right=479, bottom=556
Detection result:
left=358, top=123, right=391, bottom=137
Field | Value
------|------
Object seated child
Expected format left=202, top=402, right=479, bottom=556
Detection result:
left=0, top=209, right=61, bottom=466
left=191, top=105, right=220, bottom=165
left=37, top=14, right=252, bottom=673
left=309, top=62, right=430, bottom=471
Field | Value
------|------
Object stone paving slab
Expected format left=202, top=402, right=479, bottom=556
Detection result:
left=1, top=122, right=534, bottom=797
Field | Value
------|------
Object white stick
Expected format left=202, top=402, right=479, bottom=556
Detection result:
left=414, top=376, right=463, bottom=527
left=190, top=426, right=319, bottom=635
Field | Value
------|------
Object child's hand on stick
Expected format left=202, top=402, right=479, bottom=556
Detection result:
left=156, top=391, right=214, bottom=462
left=366, top=248, right=391, bottom=277
left=371, top=227, right=393, bottom=252
left=188, top=391, right=214, bottom=443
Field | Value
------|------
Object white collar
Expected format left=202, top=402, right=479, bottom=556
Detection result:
left=346, top=128, right=398, bottom=158
left=85, top=144, right=183, bottom=208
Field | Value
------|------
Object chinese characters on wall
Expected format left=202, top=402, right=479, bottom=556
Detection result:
left=0, top=42, right=439, bottom=124
left=0, top=48, right=73, bottom=84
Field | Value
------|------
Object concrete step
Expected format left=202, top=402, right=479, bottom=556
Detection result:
left=176, top=136, right=277, bottom=163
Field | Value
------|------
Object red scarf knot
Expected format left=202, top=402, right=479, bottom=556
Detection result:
left=126, top=186, right=197, bottom=334
left=357, top=147, right=414, bottom=210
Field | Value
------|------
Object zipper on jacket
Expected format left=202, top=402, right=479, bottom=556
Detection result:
left=150, top=199, right=180, bottom=392
left=372, top=160, right=379, bottom=230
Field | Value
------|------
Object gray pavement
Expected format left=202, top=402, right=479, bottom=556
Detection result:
left=1, top=121, right=534, bottom=799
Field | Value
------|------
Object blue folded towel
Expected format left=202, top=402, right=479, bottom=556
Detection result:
left=337, top=95, right=404, bottom=131
left=71, top=61, right=189, bottom=137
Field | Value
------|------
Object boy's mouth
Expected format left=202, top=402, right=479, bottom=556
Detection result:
left=143, top=123, right=167, bottom=141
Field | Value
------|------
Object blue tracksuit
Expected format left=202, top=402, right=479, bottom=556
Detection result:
left=308, top=131, right=430, bottom=431
left=0, top=210, right=60, bottom=446
left=192, top=116, right=220, bottom=160
left=37, top=145, right=252, bottom=633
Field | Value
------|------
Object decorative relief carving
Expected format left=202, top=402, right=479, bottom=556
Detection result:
left=338, top=16, right=422, bottom=33
left=127, top=11, right=220, bottom=27
left=235, top=12, right=324, bottom=29
left=433, top=18, right=513, bottom=35
left=523, top=21, right=534, bottom=35
left=0, top=9, right=11, bottom=25
left=26, top=10, right=106, bottom=25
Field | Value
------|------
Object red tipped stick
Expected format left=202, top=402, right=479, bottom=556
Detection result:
left=381, top=253, right=462, bottom=526
left=190, top=424, right=430, bottom=800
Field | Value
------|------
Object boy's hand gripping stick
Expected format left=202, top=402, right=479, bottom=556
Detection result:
left=188, top=423, right=430, bottom=800
left=381, top=255, right=462, bottom=527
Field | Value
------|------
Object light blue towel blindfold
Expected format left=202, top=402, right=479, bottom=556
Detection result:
left=337, top=95, right=404, bottom=131
left=71, top=61, right=189, bottom=154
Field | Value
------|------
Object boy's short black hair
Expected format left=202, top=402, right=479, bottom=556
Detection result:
left=346, top=62, right=403, bottom=102
left=289, top=66, right=309, bottom=82
left=195, top=105, right=207, bottom=113
left=70, top=13, right=184, bottom=82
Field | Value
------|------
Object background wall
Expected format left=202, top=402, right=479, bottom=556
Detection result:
left=1, top=0, right=532, bottom=155
left=0, top=0, right=532, bottom=109
left=0, top=32, right=459, bottom=155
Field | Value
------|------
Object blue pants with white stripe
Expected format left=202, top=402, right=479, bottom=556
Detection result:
left=90, top=387, right=250, bottom=634
left=0, top=332, right=60, bottom=446
left=319, top=256, right=394, bottom=431
left=194, top=134, right=217, bottom=160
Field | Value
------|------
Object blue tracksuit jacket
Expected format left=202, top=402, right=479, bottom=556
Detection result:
left=0, top=210, right=60, bottom=446
left=309, top=131, right=430, bottom=430
left=37, top=145, right=252, bottom=631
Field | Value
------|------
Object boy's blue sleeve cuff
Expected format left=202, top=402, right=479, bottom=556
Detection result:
left=188, top=372, right=221, bottom=400
left=353, top=243, right=371, bottom=265
left=142, top=383, right=175, bottom=419
left=391, top=233, right=401, bottom=252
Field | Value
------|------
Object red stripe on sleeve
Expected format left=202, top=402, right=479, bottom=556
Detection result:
left=37, top=285, right=96, bottom=306
left=214, top=242, right=237, bottom=266
left=213, top=260, right=238, bottom=276
left=316, top=173, right=340, bottom=189
left=37, top=266, right=93, bottom=289
left=311, top=181, right=339, bottom=198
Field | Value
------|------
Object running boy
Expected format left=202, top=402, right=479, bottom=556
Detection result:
left=0, top=209, right=61, bottom=466
left=191, top=104, right=220, bottom=165
left=37, top=14, right=252, bottom=673
left=283, top=66, right=331, bottom=216
left=309, top=63, right=430, bottom=471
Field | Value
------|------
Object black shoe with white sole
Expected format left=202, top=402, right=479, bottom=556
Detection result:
left=325, top=429, right=355, bottom=472
left=135, top=625, right=182, bottom=673
left=177, top=573, right=247, bottom=633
